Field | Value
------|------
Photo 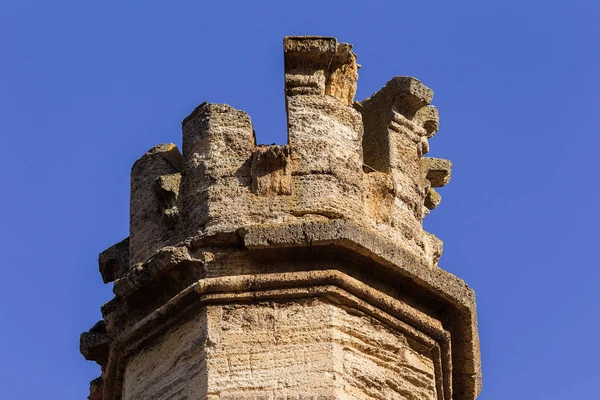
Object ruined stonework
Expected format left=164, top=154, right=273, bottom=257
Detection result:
left=81, top=36, right=481, bottom=400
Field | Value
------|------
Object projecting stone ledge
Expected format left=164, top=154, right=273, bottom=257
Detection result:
left=98, top=220, right=480, bottom=400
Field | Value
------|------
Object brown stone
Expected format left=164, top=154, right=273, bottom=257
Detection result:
left=251, top=145, right=292, bottom=195
left=423, top=157, right=453, bottom=188
left=415, top=105, right=440, bottom=138
left=88, top=377, right=103, bottom=400
left=129, top=143, right=183, bottom=266
left=425, top=187, right=442, bottom=210
left=80, top=321, right=110, bottom=367
left=98, top=237, right=129, bottom=283
left=82, top=36, right=481, bottom=400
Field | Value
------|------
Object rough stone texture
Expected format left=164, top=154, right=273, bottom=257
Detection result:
left=89, top=377, right=104, bottom=400
left=129, top=143, right=182, bottom=266
left=425, top=187, right=442, bottom=211
left=358, top=76, right=454, bottom=264
left=98, top=238, right=129, bottom=283
left=122, top=309, right=208, bottom=399
left=251, top=145, right=292, bottom=196
left=423, top=157, right=452, bottom=188
left=80, top=320, right=110, bottom=367
left=122, top=299, right=438, bottom=400
left=82, top=36, right=481, bottom=400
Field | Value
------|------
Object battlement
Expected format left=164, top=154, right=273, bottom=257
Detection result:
left=86, top=37, right=480, bottom=400
left=105, top=36, right=452, bottom=275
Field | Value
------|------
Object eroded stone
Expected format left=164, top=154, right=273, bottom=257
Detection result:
left=423, top=157, right=453, bottom=188
left=81, top=35, right=481, bottom=400
left=251, top=145, right=292, bottom=196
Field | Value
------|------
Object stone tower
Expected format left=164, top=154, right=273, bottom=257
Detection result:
left=81, top=36, right=481, bottom=400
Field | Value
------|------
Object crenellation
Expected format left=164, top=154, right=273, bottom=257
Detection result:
left=181, top=103, right=255, bottom=176
left=283, top=36, right=338, bottom=96
left=82, top=36, right=481, bottom=400
left=325, top=42, right=359, bottom=105
left=119, top=39, right=455, bottom=272
left=283, top=38, right=365, bottom=225
left=129, top=143, right=182, bottom=267
left=356, top=74, right=452, bottom=266
left=98, top=237, right=129, bottom=283
left=179, top=102, right=256, bottom=237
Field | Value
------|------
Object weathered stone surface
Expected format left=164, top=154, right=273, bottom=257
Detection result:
left=423, top=157, right=452, bottom=188
left=82, top=36, right=481, bottom=400
left=130, top=143, right=182, bottom=266
left=119, top=295, right=441, bottom=400
left=88, top=377, right=103, bottom=400
left=415, top=105, right=440, bottom=138
left=122, top=309, right=208, bottom=399
left=98, top=237, right=129, bottom=283
left=425, top=187, right=442, bottom=210
left=155, top=173, right=181, bottom=226
left=284, top=36, right=337, bottom=96
left=204, top=299, right=436, bottom=399
left=358, top=76, right=449, bottom=263
left=80, top=321, right=110, bottom=367
left=326, top=42, right=359, bottom=105
left=179, top=102, right=255, bottom=238
left=251, top=145, right=292, bottom=196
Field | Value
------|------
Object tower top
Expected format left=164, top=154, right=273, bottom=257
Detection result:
left=81, top=36, right=481, bottom=400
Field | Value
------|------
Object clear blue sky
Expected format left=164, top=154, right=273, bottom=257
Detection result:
left=1, top=1, right=598, bottom=399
